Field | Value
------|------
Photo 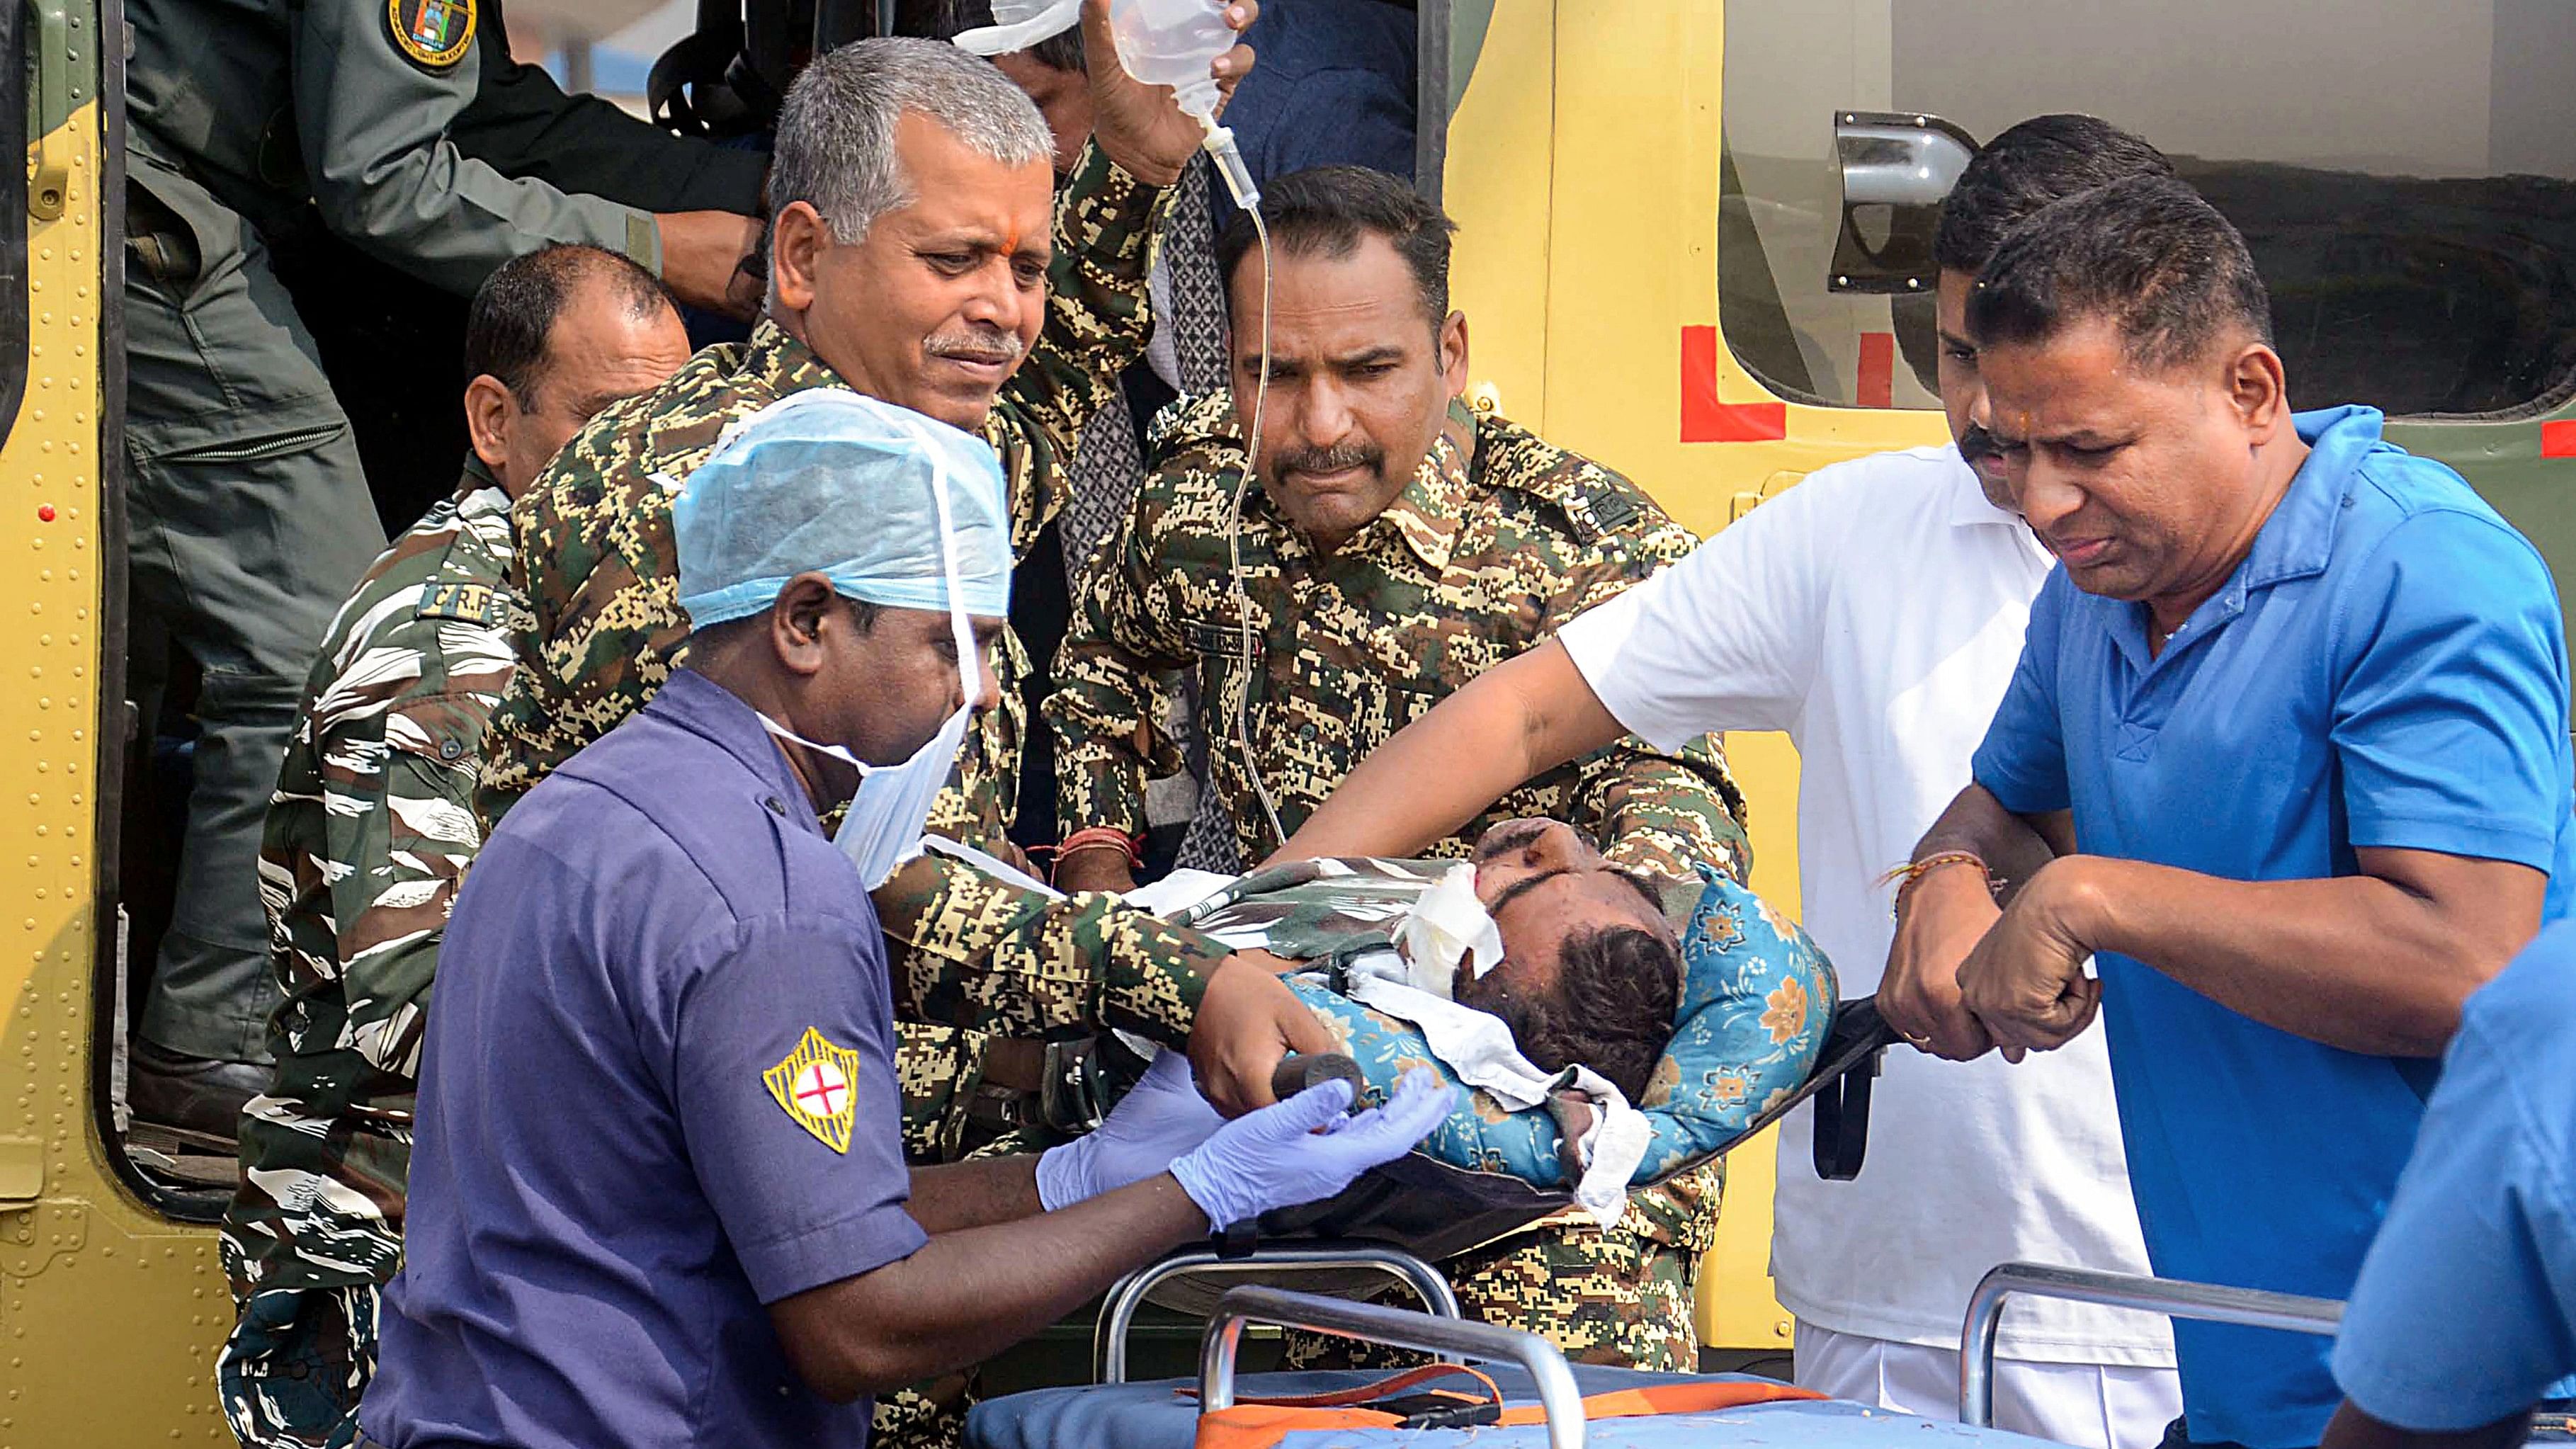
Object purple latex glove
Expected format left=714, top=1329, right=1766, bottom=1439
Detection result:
left=1036, top=1050, right=1227, bottom=1210
left=1168, top=1067, right=1456, bottom=1229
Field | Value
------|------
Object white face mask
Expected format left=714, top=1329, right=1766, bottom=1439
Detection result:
left=759, top=434, right=982, bottom=891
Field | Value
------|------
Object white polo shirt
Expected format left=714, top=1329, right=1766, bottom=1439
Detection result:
left=1556, top=445, right=2174, bottom=1365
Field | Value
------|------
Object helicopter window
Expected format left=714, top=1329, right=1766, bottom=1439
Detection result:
left=0, top=0, right=33, bottom=443
left=1720, top=0, right=2576, bottom=420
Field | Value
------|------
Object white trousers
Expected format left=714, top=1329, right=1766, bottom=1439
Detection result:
left=1795, top=1322, right=2182, bottom=1449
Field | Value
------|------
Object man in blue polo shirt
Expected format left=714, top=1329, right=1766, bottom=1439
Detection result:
left=1885, top=174, right=2572, bottom=1449
left=361, top=391, right=1450, bottom=1449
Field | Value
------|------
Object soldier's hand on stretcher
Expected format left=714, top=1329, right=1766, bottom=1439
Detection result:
left=1187, top=955, right=1338, bottom=1117
left=1169, top=1069, right=1456, bottom=1229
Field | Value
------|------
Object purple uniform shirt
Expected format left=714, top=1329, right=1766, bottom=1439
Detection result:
left=366, top=669, right=924, bottom=1448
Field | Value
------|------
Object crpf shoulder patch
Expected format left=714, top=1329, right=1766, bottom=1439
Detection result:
left=416, top=581, right=506, bottom=626
left=766, top=1027, right=863, bottom=1154
left=385, top=0, right=475, bottom=73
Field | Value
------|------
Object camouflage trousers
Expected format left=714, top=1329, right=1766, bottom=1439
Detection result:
left=218, top=1283, right=378, bottom=1449
left=1277, top=1165, right=1722, bottom=1375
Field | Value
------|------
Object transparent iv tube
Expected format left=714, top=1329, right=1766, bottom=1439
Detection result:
left=1201, top=116, right=1261, bottom=211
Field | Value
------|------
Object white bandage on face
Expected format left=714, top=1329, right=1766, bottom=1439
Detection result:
left=1394, top=861, right=1507, bottom=999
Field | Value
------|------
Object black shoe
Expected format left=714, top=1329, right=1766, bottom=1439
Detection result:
left=128, top=1039, right=269, bottom=1148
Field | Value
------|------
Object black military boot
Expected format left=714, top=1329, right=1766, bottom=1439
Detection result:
left=128, top=1038, right=268, bottom=1147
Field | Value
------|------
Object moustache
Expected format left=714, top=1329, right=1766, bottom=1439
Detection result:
left=1957, top=424, right=1999, bottom=465
left=1271, top=441, right=1384, bottom=483
left=925, top=329, right=1026, bottom=368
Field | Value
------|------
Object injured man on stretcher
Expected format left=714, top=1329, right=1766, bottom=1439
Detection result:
left=951, top=815, right=1837, bottom=1230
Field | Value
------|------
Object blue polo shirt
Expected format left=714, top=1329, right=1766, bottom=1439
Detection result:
left=2332, top=918, right=2576, bottom=1431
left=1973, top=406, right=2574, bottom=1448
left=365, top=669, right=924, bottom=1449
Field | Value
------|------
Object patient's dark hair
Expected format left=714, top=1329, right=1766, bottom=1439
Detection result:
left=1497, top=926, right=1681, bottom=1103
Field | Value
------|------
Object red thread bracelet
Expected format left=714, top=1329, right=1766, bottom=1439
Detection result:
left=1055, top=826, right=1142, bottom=868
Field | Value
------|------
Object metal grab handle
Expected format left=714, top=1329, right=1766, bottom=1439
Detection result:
left=1201, top=1285, right=1589, bottom=1449
left=1095, top=1241, right=1459, bottom=1383
left=25, top=0, right=72, bottom=220
left=1961, top=1262, right=2343, bottom=1426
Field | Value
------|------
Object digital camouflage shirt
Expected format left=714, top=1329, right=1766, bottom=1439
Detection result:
left=1048, top=392, right=1751, bottom=883
left=475, top=142, right=1232, bottom=1050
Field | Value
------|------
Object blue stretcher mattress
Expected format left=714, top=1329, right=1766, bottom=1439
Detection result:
left=965, top=1367, right=2064, bottom=1449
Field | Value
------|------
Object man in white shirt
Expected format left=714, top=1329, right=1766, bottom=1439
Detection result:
left=1270, top=115, right=2184, bottom=1447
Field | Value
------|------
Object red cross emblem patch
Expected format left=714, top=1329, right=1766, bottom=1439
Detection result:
left=764, top=1028, right=862, bottom=1153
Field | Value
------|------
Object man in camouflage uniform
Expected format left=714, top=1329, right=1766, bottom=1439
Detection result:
left=1046, top=166, right=1749, bottom=1372
left=216, top=246, right=695, bottom=1449
left=479, top=29, right=1329, bottom=1136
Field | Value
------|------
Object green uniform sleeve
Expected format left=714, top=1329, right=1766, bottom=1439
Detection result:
left=292, top=0, right=659, bottom=295
left=985, top=140, right=1174, bottom=556
left=1556, top=513, right=1753, bottom=885
left=873, top=852, right=1229, bottom=1050
left=450, top=31, right=767, bottom=215
left=1045, top=453, right=1197, bottom=841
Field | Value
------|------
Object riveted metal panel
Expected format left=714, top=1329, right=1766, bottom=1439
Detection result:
left=0, top=3, right=235, bottom=1434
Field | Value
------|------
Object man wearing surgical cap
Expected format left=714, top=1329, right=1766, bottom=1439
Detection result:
left=366, top=392, right=1451, bottom=1449
left=474, top=31, right=1327, bottom=1181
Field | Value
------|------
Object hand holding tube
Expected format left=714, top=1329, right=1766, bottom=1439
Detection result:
left=1168, top=1068, right=1456, bottom=1230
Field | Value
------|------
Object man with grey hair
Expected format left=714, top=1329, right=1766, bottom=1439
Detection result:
left=477, top=8, right=1331, bottom=1196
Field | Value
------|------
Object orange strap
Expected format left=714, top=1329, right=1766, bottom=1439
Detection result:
left=1196, top=1375, right=1826, bottom=1448
left=1494, top=1379, right=1827, bottom=1425
left=1196, top=1402, right=1405, bottom=1447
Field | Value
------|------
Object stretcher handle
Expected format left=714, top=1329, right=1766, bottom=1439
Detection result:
left=1200, top=1285, right=1588, bottom=1449
left=1094, top=1241, right=1458, bottom=1383
left=1958, top=1262, right=2342, bottom=1428
left=1269, top=1052, right=1365, bottom=1110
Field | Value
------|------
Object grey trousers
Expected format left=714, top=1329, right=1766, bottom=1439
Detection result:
left=124, top=160, right=385, bottom=1062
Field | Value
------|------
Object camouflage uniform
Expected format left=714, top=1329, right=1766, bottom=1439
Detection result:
left=1048, top=392, right=1749, bottom=882
left=1048, top=397, right=1747, bottom=1370
left=216, top=457, right=516, bottom=1449
left=477, top=140, right=1232, bottom=1091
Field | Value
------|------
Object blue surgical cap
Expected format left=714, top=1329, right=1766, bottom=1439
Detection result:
left=673, top=390, right=1014, bottom=630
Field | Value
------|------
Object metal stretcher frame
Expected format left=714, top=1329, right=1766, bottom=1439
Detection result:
left=1096, top=1241, right=1463, bottom=1383
left=1958, top=1262, right=2346, bottom=1427
left=1198, top=1285, right=1591, bottom=1449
